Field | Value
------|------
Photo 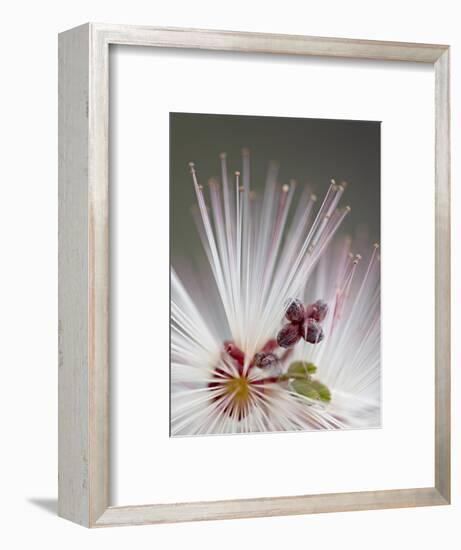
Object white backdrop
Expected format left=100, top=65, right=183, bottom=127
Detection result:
left=112, top=46, right=434, bottom=505
left=1, top=1, right=459, bottom=549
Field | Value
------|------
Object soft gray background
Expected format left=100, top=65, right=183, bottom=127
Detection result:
left=170, top=112, right=380, bottom=260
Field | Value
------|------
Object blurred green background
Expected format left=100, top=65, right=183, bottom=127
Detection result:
left=170, top=112, right=380, bottom=262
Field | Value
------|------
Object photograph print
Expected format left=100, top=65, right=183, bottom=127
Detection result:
left=170, top=113, right=380, bottom=437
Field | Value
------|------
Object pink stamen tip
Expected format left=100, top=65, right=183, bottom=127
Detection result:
left=223, top=341, right=245, bottom=366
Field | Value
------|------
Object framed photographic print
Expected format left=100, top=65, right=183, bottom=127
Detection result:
left=58, top=24, right=450, bottom=527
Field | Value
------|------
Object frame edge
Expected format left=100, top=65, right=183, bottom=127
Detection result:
left=95, top=22, right=448, bottom=63
left=58, top=22, right=91, bottom=527
left=93, top=487, right=448, bottom=527
left=434, top=48, right=451, bottom=504
left=58, top=23, right=451, bottom=528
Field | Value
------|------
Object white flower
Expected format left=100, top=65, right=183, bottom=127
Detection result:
left=171, top=151, right=380, bottom=436
left=289, top=238, right=381, bottom=430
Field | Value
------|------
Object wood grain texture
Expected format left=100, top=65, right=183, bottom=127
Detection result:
left=88, top=22, right=111, bottom=526
left=434, top=49, right=451, bottom=503
left=58, top=23, right=451, bottom=528
left=58, top=23, right=91, bottom=527
left=95, top=23, right=447, bottom=62
left=95, top=488, right=447, bottom=527
left=58, top=22, right=111, bottom=527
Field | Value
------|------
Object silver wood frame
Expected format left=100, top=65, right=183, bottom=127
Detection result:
left=58, top=23, right=451, bottom=528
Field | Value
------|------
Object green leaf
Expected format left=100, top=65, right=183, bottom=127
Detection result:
left=287, top=361, right=317, bottom=377
left=291, top=379, right=320, bottom=400
left=291, top=378, right=331, bottom=403
left=310, top=380, right=331, bottom=403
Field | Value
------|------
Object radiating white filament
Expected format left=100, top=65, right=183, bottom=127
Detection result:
left=171, top=151, right=380, bottom=436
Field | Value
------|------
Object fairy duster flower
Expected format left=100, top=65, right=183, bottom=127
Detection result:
left=170, top=150, right=379, bottom=435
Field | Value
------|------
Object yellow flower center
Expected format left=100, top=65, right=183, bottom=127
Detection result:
left=225, top=376, right=251, bottom=405
left=210, top=375, right=255, bottom=420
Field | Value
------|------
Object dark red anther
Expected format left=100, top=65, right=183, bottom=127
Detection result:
left=277, top=323, right=301, bottom=348
left=314, top=300, right=329, bottom=322
left=285, top=298, right=305, bottom=323
left=223, top=341, right=245, bottom=366
left=302, top=318, right=324, bottom=344
left=305, top=299, right=329, bottom=323
left=254, top=352, right=279, bottom=369
left=305, top=303, right=318, bottom=320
